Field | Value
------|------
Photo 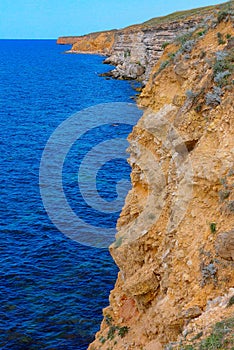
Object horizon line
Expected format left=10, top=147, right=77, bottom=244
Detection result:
left=0, top=38, right=58, bottom=40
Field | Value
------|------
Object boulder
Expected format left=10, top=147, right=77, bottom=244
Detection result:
left=215, top=230, right=234, bottom=261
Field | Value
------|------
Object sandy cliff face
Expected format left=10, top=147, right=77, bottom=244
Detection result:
left=57, top=37, right=83, bottom=45
left=89, top=6, right=234, bottom=350
left=57, top=30, right=116, bottom=55
left=70, top=31, right=116, bottom=55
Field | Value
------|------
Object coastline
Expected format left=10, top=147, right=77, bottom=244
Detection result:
left=86, top=3, right=234, bottom=349
left=64, top=49, right=107, bottom=56
left=57, top=2, right=234, bottom=349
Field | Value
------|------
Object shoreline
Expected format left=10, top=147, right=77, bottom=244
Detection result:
left=64, top=49, right=107, bottom=56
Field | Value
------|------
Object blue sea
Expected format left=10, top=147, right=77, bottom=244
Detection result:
left=0, top=40, right=141, bottom=349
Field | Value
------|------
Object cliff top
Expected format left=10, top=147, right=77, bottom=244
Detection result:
left=141, top=1, right=232, bottom=27
left=58, top=0, right=233, bottom=41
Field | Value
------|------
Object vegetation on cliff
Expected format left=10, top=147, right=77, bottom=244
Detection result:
left=88, top=2, right=234, bottom=349
left=58, top=1, right=233, bottom=83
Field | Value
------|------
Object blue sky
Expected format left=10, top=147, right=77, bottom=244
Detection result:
left=0, top=0, right=226, bottom=39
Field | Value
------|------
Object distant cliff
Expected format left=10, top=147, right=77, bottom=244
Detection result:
left=57, top=30, right=116, bottom=55
left=57, top=36, right=83, bottom=45
left=57, top=2, right=232, bottom=83
left=102, top=19, right=200, bottom=82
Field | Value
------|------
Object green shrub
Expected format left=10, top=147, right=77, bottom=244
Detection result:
left=176, top=32, right=193, bottom=44
left=124, top=49, right=131, bottom=58
left=118, top=326, right=129, bottom=338
left=107, top=325, right=117, bottom=340
left=194, top=104, right=202, bottom=113
left=218, top=189, right=230, bottom=201
left=162, top=42, right=170, bottom=49
left=227, top=295, right=234, bottom=307
left=159, top=60, right=170, bottom=71
left=217, top=10, right=230, bottom=23
left=210, top=222, right=217, bottom=233
left=197, top=29, right=207, bottom=37
left=217, top=32, right=226, bottom=45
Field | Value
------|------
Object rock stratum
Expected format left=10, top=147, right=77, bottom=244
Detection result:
left=86, top=2, right=234, bottom=350
left=58, top=2, right=233, bottom=84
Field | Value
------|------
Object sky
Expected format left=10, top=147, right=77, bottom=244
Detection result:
left=0, top=0, right=227, bottom=39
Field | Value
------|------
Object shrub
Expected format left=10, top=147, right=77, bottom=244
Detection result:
left=184, top=54, right=190, bottom=60
left=217, top=32, right=226, bottom=45
left=227, top=295, right=234, bottom=307
left=99, top=336, right=106, bottom=344
left=182, top=40, right=195, bottom=52
left=124, top=49, right=131, bottom=58
left=201, top=262, right=217, bottom=286
left=159, top=60, right=170, bottom=71
left=200, top=50, right=206, bottom=59
left=200, top=317, right=234, bottom=349
left=213, top=50, right=234, bottom=86
left=118, top=326, right=129, bottom=338
left=214, top=70, right=231, bottom=86
left=213, top=86, right=223, bottom=96
left=162, top=42, right=170, bottom=49
left=176, top=32, right=193, bottom=44
left=186, top=90, right=197, bottom=99
left=104, top=314, right=129, bottom=341
left=194, top=104, right=202, bottom=113
left=168, top=52, right=176, bottom=60
left=218, top=189, right=230, bottom=201
left=197, top=29, right=207, bottom=37
left=215, top=50, right=228, bottom=61
left=217, top=10, right=230, bottom=23
left=210, top=222, right=217, bottom=233
left=206, top=91, right=221, bottom=107
left=107, top=325, right=117, bottom=340
left=227, top=201, right=234, bottom=212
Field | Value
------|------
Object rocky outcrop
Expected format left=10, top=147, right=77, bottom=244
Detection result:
left=89, top=5, right=234, bottom=350
left=103, top=20, right=200, bottom=82
left=58, top=2, right=231, bottom=83
left=216, top=230, right=234, bottom=261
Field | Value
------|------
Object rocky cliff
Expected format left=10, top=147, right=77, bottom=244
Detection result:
left=102, top=19, right=202, bottom=83
left=89, top=3, right=234, bottom=350
left=57, top=36, right=84, bottom=45
left=57, top=30, right=116, bottom=55
left=58, top=2, right=233, bottom=83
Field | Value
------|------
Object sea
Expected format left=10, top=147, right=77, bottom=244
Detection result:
left=0, top=39, right=141, bottom=350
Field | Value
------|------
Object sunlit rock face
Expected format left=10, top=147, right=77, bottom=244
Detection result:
left=88, top=6, right=234, bottom=349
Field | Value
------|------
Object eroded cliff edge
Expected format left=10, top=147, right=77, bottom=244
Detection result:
left=89, top=4, right=234, bottom=350
left=58, top=2, right=233, bottom=83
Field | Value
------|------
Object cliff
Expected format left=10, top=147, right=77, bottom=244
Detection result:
left=58, top=2, right=233, bottom=83
left=89, top=3, right=234, bottom=350
left=57, top=36, right=85, bottom=45
left=102, top=19, right=199, bottom=83
left=57, top=30, right=117, bottom=55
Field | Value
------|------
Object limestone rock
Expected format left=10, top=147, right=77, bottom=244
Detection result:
left=174, top=62, right=189, bottom=79
left=144, top=340, right=163, bottom=350
left=215, top=230, right=234, bottom=261
left=182, top=306, right=202, bottom=319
